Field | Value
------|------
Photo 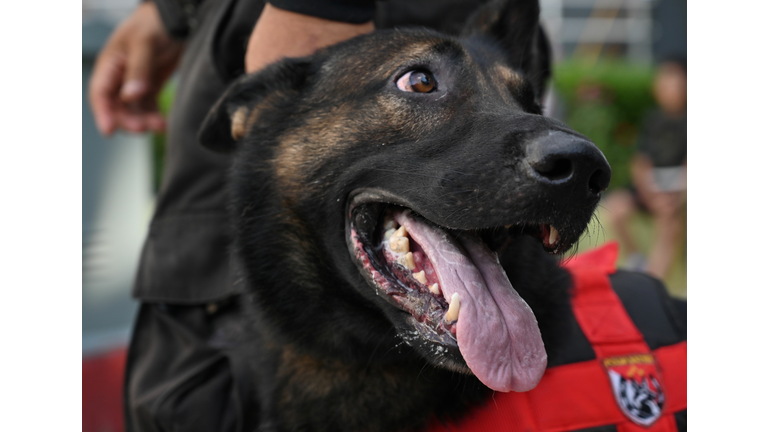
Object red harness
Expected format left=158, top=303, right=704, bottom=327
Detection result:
left=427, top=242, right=687, bottom=432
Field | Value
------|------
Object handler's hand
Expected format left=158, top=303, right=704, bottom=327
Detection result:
left=88, top=2, right=184, bottom=135
left=245, top=3, right=374, bottom=73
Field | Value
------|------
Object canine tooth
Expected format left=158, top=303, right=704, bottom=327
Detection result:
left=413, top=270, right=427, bottom=284
left=429, top=284, right=440, bottom=295
left=390, top=236, right=410, bottom=253
left=549, top=226, right=559, bottom=245
left=445, top=293, right=461, bottom=322
left=384, top=228, right=396, bottom=240
left=398, top=252, right=416, bottom=270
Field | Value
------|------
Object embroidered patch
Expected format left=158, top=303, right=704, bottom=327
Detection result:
left=603, top=354, right=665, bottom=426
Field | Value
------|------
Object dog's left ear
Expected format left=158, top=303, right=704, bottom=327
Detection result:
left=198, top=58, right=312, bottom=152
left=460, top=0, right=551, bottom=101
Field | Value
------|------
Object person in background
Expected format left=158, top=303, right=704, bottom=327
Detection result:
left=603, top=57, right=687, bottom=281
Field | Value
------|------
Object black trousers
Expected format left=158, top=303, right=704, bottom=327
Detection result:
left=124, top=300, right=262, bottom=431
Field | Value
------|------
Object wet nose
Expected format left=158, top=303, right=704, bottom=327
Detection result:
left=526, top=131, right=611, bottom=197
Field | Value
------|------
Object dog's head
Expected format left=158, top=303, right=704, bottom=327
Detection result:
left=199, top=0, right=610, bottom=393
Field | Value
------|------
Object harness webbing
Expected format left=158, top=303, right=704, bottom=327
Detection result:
left=426, top=242, right=687, bottom=432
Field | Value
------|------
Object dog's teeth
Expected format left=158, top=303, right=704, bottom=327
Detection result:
left=384, top=228, right=396, bottom=240
left=398, top=252, right=416, bottom=270
left=383, top=218, right=397, bottom=231
left=390, top=236, right=409, bottom=253
left=445, top=293, right=461, bottom=322
left=549, top=225, right=559, bottom=245
left=394, top=226, right=407, bottom=238
left=389, top=226, right=410, bottom=252
left=413, top=270, right=427, bottom=284
left=429, top=283, right=441, bottom=295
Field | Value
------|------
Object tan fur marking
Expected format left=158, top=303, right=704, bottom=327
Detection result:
left=492, top=64, right=525, bottom=104
left=245, top=92, right=283, bottom=131
left=273, top=105, right=356, bottom=201
left=231, top=107, right=248, bottom=140
left=495, top=64, right=524, bottom=86
left=276, top=344, right=434, bottom=429
left=372, top=41, right=445, bottom=79
left=278, top=345, right=341, bottom=399
left=246, top=106, right=262, bottom=130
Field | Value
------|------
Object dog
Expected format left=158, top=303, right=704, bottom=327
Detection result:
left=197, top=0, right=683, bottom=430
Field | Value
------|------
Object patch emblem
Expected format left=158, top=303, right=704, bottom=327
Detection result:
left=603, top=354, right=665, bottom=426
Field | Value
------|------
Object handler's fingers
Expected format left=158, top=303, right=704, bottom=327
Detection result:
left=116, top=108, right=147, bottom=133
left=145, top=112, right=167, bottom=132
left=121, top=36, right=154, bottom=103
left=89, top=52, right=126, bottom=136
left=115, top=100, right=166, bottom=134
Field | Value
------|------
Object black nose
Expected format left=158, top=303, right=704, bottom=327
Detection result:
left=526, top=131, right=611, bottom=197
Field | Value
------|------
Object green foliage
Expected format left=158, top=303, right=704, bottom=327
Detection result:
left=552, top=60, right=656, bottom=189
left=151, top=79, right=177, bottom=193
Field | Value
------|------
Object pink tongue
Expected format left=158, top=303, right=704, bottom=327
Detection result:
left=394, top=211, right=547, bottom=392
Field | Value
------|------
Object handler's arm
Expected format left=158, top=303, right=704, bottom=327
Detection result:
left=245, top=3, right=374, bottom=73
left=90, top=1, right=375, bottom=135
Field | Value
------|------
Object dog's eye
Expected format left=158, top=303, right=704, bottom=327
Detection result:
left=396, top=70, right=437, bottom=93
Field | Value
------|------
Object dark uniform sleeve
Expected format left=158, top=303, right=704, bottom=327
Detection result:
left=151, top=0, right=207, bottom=39
left=152, top=0, right=376, bottom=40
left=269, top=0, right=377, bottom=23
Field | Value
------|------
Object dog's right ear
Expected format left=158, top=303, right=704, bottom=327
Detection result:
left=198, top=58, right=312, bottom=153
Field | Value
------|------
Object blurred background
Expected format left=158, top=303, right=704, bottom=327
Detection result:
left=82, top=1, right=686, bottom=431
left=83, top=2, right=152, bottom=431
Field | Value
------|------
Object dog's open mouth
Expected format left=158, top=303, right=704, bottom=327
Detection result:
left=346, top=189, right=571, bottom=393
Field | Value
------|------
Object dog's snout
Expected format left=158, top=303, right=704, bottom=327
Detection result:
left=526, top=131, right=611, bottom=197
